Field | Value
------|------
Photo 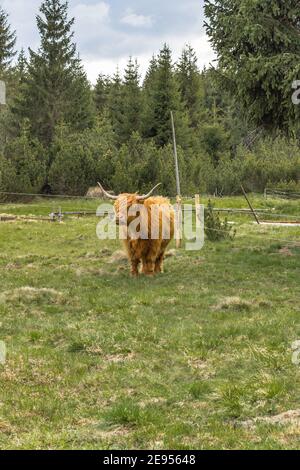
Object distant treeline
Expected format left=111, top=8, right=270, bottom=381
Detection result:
left=0, top=0, right=299, bottom=196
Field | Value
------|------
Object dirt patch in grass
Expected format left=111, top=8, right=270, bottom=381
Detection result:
left=104, top=353, right=135, bottom=363
left=187, top=358, right=216, bottom=379
left=241, top=409, right=300, bottom=428
left=75, top=267, right=106, bottom=277
left=74, top=421, right=131, bottom=443
left=4, top=262, right=22, bottom=270
left=0, top=419, right=14, bottom=434
left=109, top=251, right=128, bottom=264
left=82, top=249, right=113, bottom=261
left=139, top=397, right=168, bottom=409
left=0, top=287, right=66, bottom=305
left=165, top=249, right=177, bottom=258
left=213, top=296, right=272, bottom=313
left=214, top=296, right=252, bottom=312
left=278, top=247, right=294, bottom=257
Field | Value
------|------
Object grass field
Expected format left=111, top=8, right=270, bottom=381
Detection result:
left=0, top=195, right=300, bottom=450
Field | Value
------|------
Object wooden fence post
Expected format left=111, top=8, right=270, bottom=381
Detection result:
left=171, top=111, right=182, bottom=248
left=241, top=185, right=260, bottom=225
left=175, top=195, right=182, bottom=249
left=195, top=194, right=200, bottom=221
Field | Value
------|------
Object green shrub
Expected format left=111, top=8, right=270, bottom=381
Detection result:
left=241, top=137, right=300, bottom=193
left=0, top=153, right=15, bottom=193
left=205, top=200, right=236, bottom=241
left=3, top=123, right=46, bottom=194
left=49, top=117, right=117, bottom=195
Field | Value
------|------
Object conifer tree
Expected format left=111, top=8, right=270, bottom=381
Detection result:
left=0, top=7, right=16, bottom=73
left=144, top=55, right=158, bottom=90
left=120, top=57, right=142, bottom=142
left=17, top=0, right=94, bottom=146
left=143, top=44, right=191, bottom=148
left=176, top=45, right=203, bottom=128
left=15, top=49, right=28, bottom=82
left=8, top=50, right=29, bottom=138
left=107, top=67, right=124, bottom=140
left=204, top=0, right=300, bottom=134
left=0, top=7, right=16, bottom=144
left=142, top=55, right=159, bottom=139
left=94, top=73, right=110, bottom=114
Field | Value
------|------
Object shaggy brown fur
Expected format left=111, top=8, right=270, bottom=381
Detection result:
left=114, top=195, right=175, bottom=276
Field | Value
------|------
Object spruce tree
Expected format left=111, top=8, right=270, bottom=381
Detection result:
left=15, top=49, right=28, bottom=82
left=107, top=67, right=124, bottom=140
left=204, top=0, right=300, bottom=134
left=94, top=73, right=110, bottom=114
left=8, top=50, right=29, bottom=138
left=176, top=45, right=203, bottom=129
left=0, top=7, right=16, bottom=144
left=0, top=7, right=16, bottom=74
left=120, top=57, right=142, bottom=142
left=143, top=44, right=191, bottom=148
left=17, top=0, right=94, bottom=146
left=142, top=55, right=159, bottom=139
left=144, top=55, right=158, bottom=90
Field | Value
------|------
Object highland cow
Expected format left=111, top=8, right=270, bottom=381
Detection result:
left=98, top=183, right=175, bottom=276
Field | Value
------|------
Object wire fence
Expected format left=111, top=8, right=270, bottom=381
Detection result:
left=1, top=191, right=300, bottom=248
left=0, top=191, right=103, bottom=200
left=265, top=188, right=300, bottom=200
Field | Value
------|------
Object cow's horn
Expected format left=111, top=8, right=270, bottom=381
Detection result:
left=97, top=182, right=118, bottom=200
left=137, top=183, right=162, bottom=201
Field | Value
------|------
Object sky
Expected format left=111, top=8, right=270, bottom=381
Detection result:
left=2, top=0, right=215, bottom=84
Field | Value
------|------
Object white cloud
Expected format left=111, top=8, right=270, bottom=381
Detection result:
left=84, top=34, right=215, bottom=85
left=70, top=2, right=111, bottom=54
left=121, top=10, right=153, bottom=28
left=71, top=2, right=110, bottom=28
left=2, top=0, right=214, bottom=83
left=2, top=0, right=41, bottom=52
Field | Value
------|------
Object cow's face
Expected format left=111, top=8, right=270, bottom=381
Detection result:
left=97, top=182, right=162, bottom=226
left=114, top=194, right=141, bottom=226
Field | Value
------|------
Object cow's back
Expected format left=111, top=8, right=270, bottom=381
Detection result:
left=144, top=197, right=175, bottom=241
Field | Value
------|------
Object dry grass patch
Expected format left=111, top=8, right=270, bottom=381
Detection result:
left=278, top=247, right=294, bottom=257
left=165, top=249, right=177, bottom=258
left=104, top=353, right=135, bottom=364
left=0, top=419, right=14, bottom=434
left=214, top=296, right=252, bottom=312
left=108, top=250, right=128, bottom=264
left=0, top=287, right=66, bottom=305
left=75, top=267, right=106, bottom=277
left=241, top=409, right=300, bottom=429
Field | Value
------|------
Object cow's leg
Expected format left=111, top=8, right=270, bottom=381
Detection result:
left=142, top=257, right=155, bottom=276
left=126, top=240, right=142, bottom=277
left=142, top=243, right=159, bottom=276
left=155, top=240, right=170, bottom=273
left=155, top=252, right=164, bottom=273
left=130, top=258, right=140, bottom=277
